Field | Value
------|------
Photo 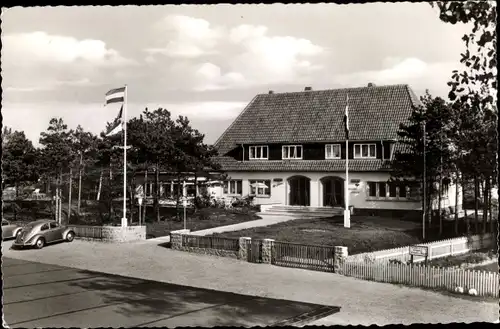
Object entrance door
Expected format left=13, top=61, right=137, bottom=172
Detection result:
left=288, top=176, right=310, bottom=206
left=322, top=177, right=344, bottom=207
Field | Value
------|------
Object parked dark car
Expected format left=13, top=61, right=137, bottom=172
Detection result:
left=2, top=219, right=23, bottom=240
left=12, top=219, right=75, bottom=249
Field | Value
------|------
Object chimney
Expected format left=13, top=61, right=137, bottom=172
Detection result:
left=367, top=82, right=376, bottom=87
left=304, top=86, right=312, bottom=91
left=268, top=90, right=274, bottom=94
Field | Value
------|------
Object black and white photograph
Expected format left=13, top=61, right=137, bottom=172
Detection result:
left=1, top=2, right=498, bottom=327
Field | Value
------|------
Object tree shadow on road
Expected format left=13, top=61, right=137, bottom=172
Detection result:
left=66, top=269, right=340, bottom=326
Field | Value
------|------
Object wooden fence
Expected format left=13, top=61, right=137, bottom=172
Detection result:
left=272, top=241, right=336, bottom=273
left=347, top=233, right=494, bottom=264
left=341, top=261, right=499, bottom=298
left=69, top=225, right=104, bottom=240
left=182, top=235, right=240, bottom=252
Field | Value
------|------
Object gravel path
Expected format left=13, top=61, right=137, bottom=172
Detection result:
left=2, top=240, right=498, bottom=325
left=188, top=213, right=298, bottom=236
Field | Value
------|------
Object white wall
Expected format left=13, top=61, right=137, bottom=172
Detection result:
left=223, top=171, right=424, bottom=210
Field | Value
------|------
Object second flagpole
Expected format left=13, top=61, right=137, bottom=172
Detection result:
left=122, top=84, right=128, bottom=227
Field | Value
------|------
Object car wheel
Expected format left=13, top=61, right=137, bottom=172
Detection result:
left=35, top=238, right=45, bottom=249
left=66, top=232, right=74, bottom=242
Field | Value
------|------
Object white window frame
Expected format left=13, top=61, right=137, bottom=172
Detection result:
left=325, top=144, right=341, bottom=159
left=282, top=145, right=303, bottom=160
left=354, top=143, right=377, bottom=159
left=249, top=180, right=271, bottom=197
left=224, top=180, right=243, bottom=196
left=249, top=145, right=269, bottom=160
left=366, top=181, right=412, bottom=200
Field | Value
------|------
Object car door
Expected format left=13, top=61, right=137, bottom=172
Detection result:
left=48, top=222, right=64, bottom=242
left=39, top=223, right=51, bottom=242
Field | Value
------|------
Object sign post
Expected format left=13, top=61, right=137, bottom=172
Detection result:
left=409, top=245, right=429, bottom=265
left=183, top=197, right=187, bottom=230
left=138, top=197, right=143, bottom=226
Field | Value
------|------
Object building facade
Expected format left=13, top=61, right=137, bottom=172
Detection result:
left=212, top=84, right=461, bottom=214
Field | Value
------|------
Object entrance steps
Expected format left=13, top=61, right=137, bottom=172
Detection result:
left=260, top=205, right=343, bottom=218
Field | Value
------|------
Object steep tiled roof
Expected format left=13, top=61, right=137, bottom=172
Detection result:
left=215, top=84, right=420, bottom=156
left=216, top=156, right=394, bottom=172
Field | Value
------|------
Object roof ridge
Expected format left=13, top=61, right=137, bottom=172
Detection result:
left=213, top=95, right=258, bottom=149
left=257, top=84, right=409, bottom=96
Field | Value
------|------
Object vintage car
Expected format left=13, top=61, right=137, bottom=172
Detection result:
left=2, top=219, right=23, bottom=240
left=12, top=219, right=75, bottom=249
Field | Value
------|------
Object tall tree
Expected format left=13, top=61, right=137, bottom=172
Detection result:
left=71, top=126, right=98, bottom=215
left=392, top=92, right=455, bottom=237
left=2, top=130, right=39, bottom=220
left=432, top=1, right=498, bottom=234
left=39, top=118, right=75, bottom=223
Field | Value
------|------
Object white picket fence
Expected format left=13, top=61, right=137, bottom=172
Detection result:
left=347, top=233, right=494, bottom=264
left=341, top=261, right=499, bottom=298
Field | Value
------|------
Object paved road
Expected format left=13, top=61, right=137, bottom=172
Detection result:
left=2, top=257, right=339, bottom=328
left=2, top=240, right=497, bottom=325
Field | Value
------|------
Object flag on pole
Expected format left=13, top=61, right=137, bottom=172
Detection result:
left=344, top=94, right=349, bottom=140
left=105, top=87, right=125, bottom=105
left=106, top=105, right=123, bottom=137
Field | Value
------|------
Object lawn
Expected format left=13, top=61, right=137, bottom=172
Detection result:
left=426, top=249, right=498, bottom=272
left=212, top=215, right=424, bottom=254
left=2, top=200, right=261, bottom=239
left=470, top=262, right=498, bottom=273
left=145, top=207, right=261, bottom=239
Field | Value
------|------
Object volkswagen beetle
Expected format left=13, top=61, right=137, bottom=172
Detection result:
left=12, top=219, right=75, bottom=249
left=2, top=219, right=23, bottom=240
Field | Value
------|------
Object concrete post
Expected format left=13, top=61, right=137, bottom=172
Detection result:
left=170, top=229, right=190, bottom=250
left=334, top=246, right=348, bottom=274
left=262, top=239, right=275, bottom=264
left=238, top=237, right=251, bottom=260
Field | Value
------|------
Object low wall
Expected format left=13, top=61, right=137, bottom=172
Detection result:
left=170, top=229, right=240, bottom=258
left=69, top=225, right=147, bottom=242
left=176, top=246, right=238, bottom=258
left=346, top=233, right=494, bottom=264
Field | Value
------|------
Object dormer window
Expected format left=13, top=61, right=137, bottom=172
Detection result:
left=354, top=143, right=376, bottom=159
left=282, top=145, right=303, bottom=159
left=325, top=144, right=341, bottom=159
left=249, top=145, right=268, bottom=160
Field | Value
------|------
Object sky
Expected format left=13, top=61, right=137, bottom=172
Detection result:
left=1, top=3, right=471, bottom=146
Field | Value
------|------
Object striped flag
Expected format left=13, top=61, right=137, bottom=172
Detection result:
left=106, top=105, right=123, bottom=137
left=105, top=87, right=125, bottom=105
left=344, top=94, right=349, bottom=140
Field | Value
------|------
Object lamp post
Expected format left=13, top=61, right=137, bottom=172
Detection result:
left=422, top=121, right=426, bottom=241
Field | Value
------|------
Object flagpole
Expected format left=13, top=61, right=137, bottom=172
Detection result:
left=344, top=94, right=351, bottom=228
left=122, top=84, right=128, bottom=227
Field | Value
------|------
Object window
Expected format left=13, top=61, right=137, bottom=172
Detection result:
left=379, top=182, right=387, bottom=198
left=389, top=182, right=397, bottom=197
left=325, top=144, right=341, bottom=159
left=40, top=224, right=49, bottom=231
left=368, top=182, right=377, bottom=197
left=186, top=184, right=197, bottom=197
left=367, top=181, right=412, bottom=200
left=249, top=180, right=271, bottom=197
left=50, top=222, right=59, bottom=229
left=249, top=146, right=268, bottom=160
left=282, top=145, right=303, bottom=159
left=224, top=180, right=242, bottom=195
left=399, top=183, right=407, bottom=198
left=354, top=144, right=376, bottom=159
left=2, top=220, right=8, bottom=226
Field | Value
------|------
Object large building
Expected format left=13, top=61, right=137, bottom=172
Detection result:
left=212, top=84, right=461, bottom=215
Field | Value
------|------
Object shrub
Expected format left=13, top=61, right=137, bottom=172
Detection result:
left=194, top=190, right=212, bottom=210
